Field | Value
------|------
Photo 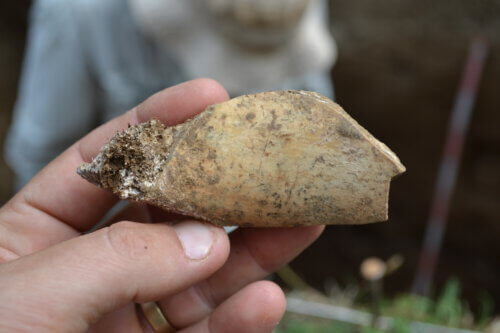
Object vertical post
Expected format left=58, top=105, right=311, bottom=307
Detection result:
left=412, top=38, right=488, bottom=296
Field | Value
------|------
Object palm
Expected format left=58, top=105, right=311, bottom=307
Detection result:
left=0, top=80, right=323, bottom=333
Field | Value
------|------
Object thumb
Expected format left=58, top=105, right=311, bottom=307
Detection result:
left=0, top=220, right=229, bottom=332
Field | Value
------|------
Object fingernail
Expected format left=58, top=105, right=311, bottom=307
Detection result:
left=174, top=221, right=215, bottom=260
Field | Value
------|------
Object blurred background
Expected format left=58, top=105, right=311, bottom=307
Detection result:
left=0, top=1, right=499, bottom=331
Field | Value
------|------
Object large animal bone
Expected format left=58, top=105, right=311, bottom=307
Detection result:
left=78, top=91, right=405, bottom=227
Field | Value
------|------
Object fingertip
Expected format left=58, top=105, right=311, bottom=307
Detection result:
left=173, top=220, right=230, bottom=263
left=190, top=78, right=230, bottom=103
left=238, top=225, right=325, bottom=273
left=252, top=280, right=287, bottom=329
left=204, top=281, right=287, bottom=333
left=307, top=225, right=326, bottom=240
left=137, top=78, right=229, bottom=125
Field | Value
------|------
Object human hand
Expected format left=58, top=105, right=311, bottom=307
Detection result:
left=0, top=79, right=324, bottom=332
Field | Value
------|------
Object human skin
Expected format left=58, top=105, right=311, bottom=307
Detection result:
left=0, top=79, right=324, bottom=332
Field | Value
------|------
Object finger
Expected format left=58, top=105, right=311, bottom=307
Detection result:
left=1, top=79, right=229, bottom=256
left=78, top=78, right=230, bottom=163
left=158, top=225, right=324, bottom=328
left=0, top=220, right=229, bottom=332
left=182, top=281, right=286, bottom=333
left=88, top=304, right=144, bottom=333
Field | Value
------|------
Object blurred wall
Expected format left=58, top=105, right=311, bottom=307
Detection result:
left=292, top=0, right=500, bottom=311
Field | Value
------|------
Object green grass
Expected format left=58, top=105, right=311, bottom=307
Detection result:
left=276, top=278, right=495, bottom=332
left=276, top=315, right=358, bottom=333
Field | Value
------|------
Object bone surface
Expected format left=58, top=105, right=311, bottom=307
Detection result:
left=78, top=90, right=405, bottom=227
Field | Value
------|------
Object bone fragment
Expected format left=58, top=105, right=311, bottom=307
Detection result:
left=78, top=90, right=405, bottom=227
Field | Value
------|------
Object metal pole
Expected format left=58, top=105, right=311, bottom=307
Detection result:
left=412, top=38, right=488, bottom=296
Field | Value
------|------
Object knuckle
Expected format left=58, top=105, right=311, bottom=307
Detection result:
left=193, top=282, right=217, bottom=310
left=104, top=221, right=158, bottom=261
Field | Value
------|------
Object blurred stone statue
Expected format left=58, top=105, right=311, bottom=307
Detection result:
left=6, top=0, right=337, bottom=188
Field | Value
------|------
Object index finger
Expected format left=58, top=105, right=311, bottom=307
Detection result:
left=9, top=79, right=229, bottom=234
